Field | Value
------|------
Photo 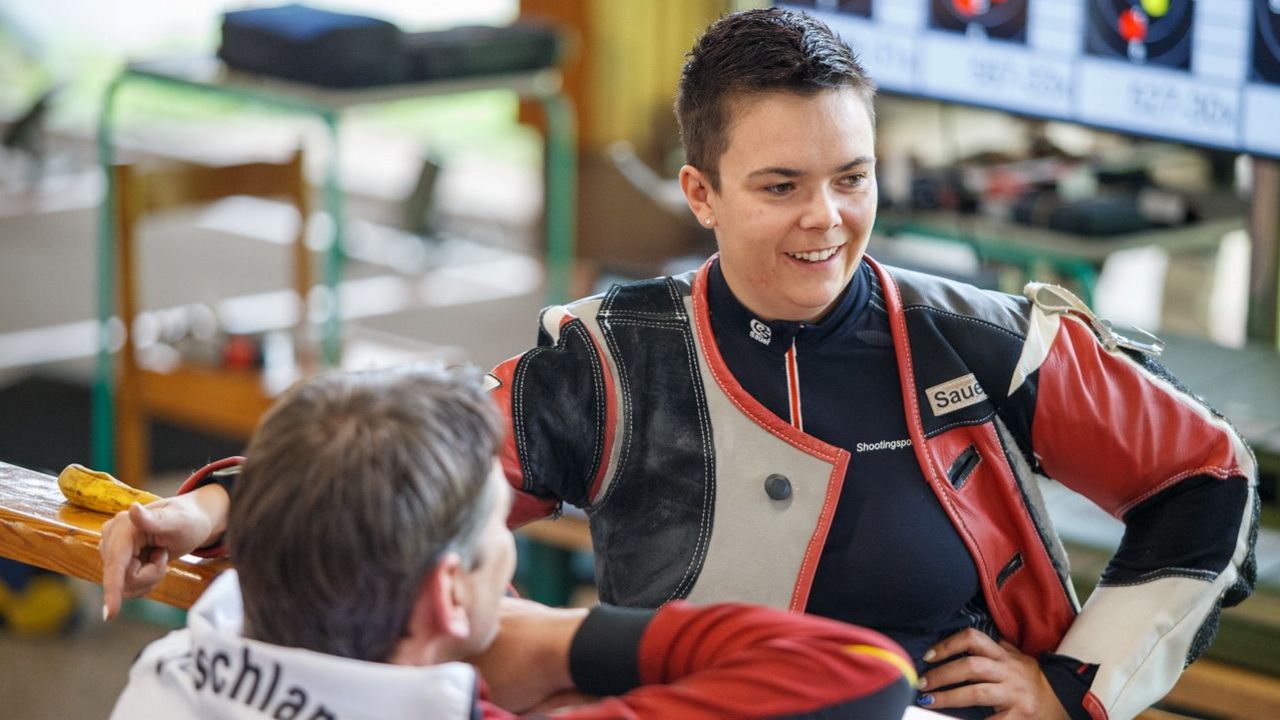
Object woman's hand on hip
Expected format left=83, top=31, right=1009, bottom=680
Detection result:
left=917, top=628, right=1068, bottom=720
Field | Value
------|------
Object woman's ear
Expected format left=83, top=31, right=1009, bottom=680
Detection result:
left=679, top=164, right=717, bottom=228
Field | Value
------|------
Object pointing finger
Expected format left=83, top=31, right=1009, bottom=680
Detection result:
left=100, top=512, right=138, bottom=622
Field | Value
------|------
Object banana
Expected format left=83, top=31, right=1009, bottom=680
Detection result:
left=57, top=464, right=161, bottom=515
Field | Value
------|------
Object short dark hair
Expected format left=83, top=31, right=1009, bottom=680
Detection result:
left=228, top=365, right=502, bottom=662
left=675, top=7, right=876, bottom=189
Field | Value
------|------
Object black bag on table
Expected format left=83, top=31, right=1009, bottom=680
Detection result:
left=218, top=4, right=407, bottom=88
left=404, top=23, right=561, bottom=81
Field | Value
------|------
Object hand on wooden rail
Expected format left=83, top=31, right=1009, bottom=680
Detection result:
left=99, top=484, right=229, bottom=620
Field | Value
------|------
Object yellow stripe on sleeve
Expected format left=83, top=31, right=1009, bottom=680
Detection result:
left=844, top=643, right=919, bottom=687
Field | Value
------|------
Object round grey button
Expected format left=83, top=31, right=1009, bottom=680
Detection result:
left=765, top=474, right=791, bottom=501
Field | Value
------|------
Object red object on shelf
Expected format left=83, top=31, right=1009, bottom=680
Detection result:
left=1118, top=7, right=1148, bottom=43
left=222, top=335, right=259, bottom=371
left=951, top=0, right=1009, bottom=16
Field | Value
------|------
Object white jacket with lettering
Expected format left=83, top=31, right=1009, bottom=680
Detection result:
left=110, top=572, right=480, bottom=720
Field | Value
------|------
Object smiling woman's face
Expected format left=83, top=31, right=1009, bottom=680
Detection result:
left=688, top=87, right=877, bottom=323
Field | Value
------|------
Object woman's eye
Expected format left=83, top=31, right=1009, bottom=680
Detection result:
left=840, top=173, right=867, bottom=187
left=763, top=182, right=795, bottom=195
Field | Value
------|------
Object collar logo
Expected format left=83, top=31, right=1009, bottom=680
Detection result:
left=749, top=319, right=772, bottom=346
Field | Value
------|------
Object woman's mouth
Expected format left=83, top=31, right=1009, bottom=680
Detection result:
left=785, top=244, right=843, bottom=263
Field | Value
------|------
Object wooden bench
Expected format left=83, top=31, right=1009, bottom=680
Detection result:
left=0, top=461, right=228, bottom=609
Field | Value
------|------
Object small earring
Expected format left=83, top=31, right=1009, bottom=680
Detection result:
left=704, top=217, right=714, bottom=226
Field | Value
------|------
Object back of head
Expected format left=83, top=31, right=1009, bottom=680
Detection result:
left=675, top=7, right=876, bottom=189
left=228, top=365, right=501, bottom=663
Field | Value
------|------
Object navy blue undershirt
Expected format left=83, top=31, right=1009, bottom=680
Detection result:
left=707, top=259, right=991, bottom=715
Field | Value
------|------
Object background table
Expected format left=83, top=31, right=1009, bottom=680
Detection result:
left=1160, top=332, right=1280, bottom=505
left=878, top=209, right=1243, bottom=305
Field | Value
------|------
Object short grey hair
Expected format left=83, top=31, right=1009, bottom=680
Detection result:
left=228, top=365, right=503, bottom=662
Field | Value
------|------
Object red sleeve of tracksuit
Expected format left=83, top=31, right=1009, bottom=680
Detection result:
left=481, top=602, right=914, bottom=720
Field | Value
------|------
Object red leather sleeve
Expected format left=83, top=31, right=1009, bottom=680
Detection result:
left=1031, top=317, right=1245, bottom=517
left=543, top=603, right=914, bottom=720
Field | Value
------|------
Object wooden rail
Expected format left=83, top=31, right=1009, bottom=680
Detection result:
left=0, top=461, right=228, bottom=609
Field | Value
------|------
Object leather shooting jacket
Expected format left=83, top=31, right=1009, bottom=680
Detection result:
left=489, top=256, right=1258, bottom=720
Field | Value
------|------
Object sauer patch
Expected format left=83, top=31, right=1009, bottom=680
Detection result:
left=926, top=373, right=986, bottom=416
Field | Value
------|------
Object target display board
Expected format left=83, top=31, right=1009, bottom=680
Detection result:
left=779, top=0, right=1280, bottom=158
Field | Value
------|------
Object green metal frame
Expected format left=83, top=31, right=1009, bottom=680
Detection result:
left=92, top=63, right=576, bottom=472
left=881, top=217, right=1100, bottom=304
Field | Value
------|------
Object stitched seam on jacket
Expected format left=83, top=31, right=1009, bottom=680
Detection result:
left=567, top=320, right=607, bottom=503
left=1116, top=466, right=1240, bottom=518
left=664, top=277, right=689, bottom=322
left=592, top=287, right=633, bottom=513
left=903, top=304, right=1027, bottom=342
left=513, top=346, right=550, bottom=494
left=666, top=285, right=713, bottom=601
left=925, top=411, right=998, bottom=438
left=601, top=320, right=690, bottom=331
left=1099, top=569, right=1218, bottom=587
left=595, top=309, right=682, bottom=321
left=656, top=276, right=709, bottom=601
left=597, top=311, right=688, bottom=322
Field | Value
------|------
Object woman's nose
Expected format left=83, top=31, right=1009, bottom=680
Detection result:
left=799, top=188, right=842, bottom=232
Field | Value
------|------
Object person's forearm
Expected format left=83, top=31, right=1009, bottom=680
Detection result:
left=536, top=607, right=586, bottom=694
left=187, top=483, right=230, bottom=547
left=470, top=599, right=587, bottom=712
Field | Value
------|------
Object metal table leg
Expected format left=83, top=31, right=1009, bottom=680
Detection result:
left=92, top=77, right=123, bottom=473
left=538, top=92, right=577, bottom=305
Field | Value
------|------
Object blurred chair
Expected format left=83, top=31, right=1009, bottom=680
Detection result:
left=111, top=150, right=312, bottom=486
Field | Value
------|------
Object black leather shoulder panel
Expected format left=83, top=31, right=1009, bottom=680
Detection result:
left=590, top=275, right=714, bottom=607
